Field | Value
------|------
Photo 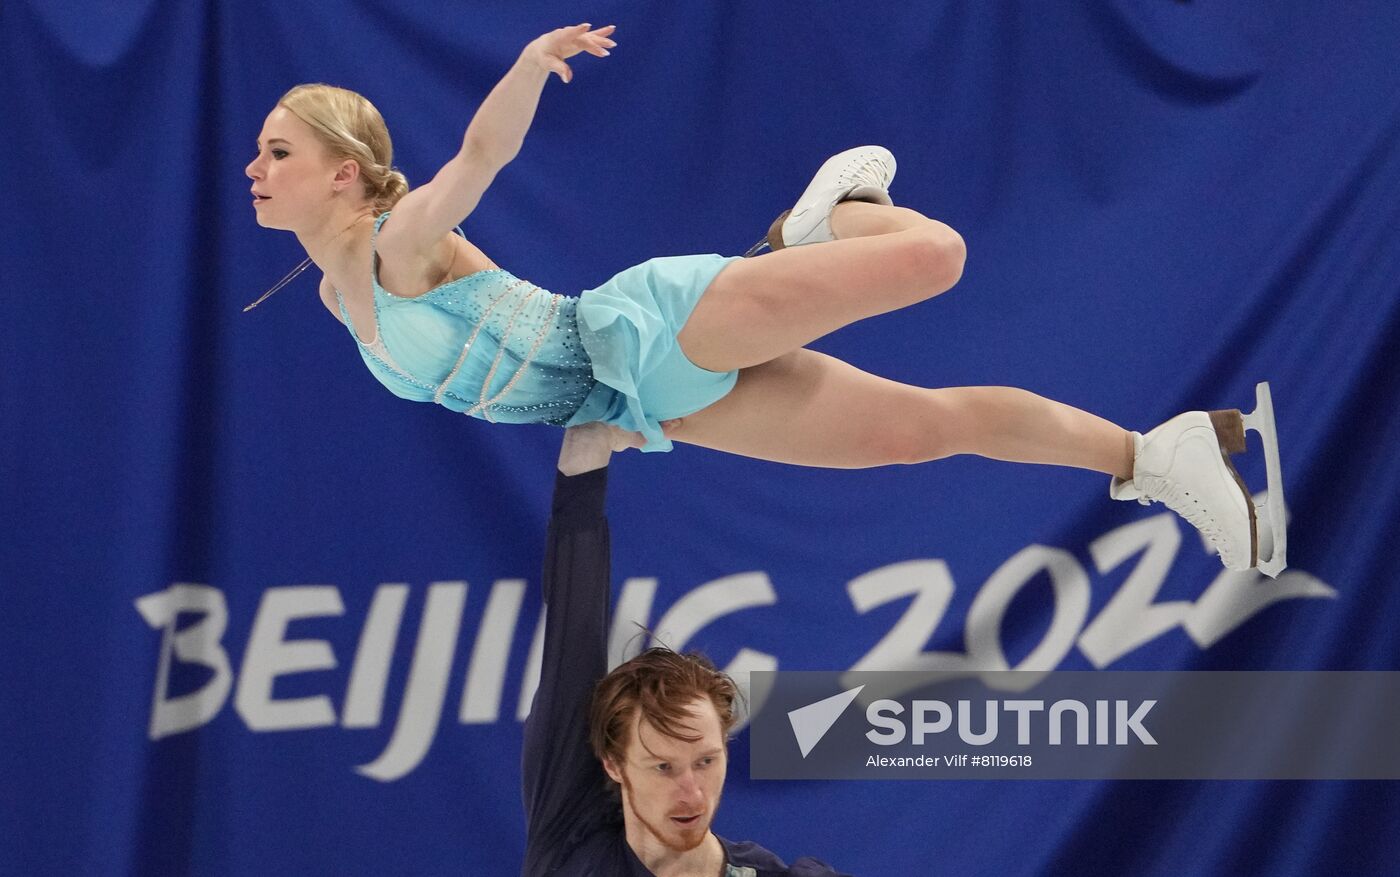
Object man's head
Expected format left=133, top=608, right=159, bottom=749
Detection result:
left=590, top=648, right=740, bottom=853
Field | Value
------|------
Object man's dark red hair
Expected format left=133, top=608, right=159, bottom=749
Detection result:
left=589, top=647, right=740, bottom=775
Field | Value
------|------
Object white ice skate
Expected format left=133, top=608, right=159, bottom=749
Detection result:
left=1111, top=382, right=1288, bottom=577
left=743, top=146, right=897, bottom=257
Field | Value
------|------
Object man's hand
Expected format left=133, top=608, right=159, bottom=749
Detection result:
left=556, top=418, right=686, bottom=475
left=524, top=23, right=617, bottom=84
left=558, top=423, right=625, bottom=475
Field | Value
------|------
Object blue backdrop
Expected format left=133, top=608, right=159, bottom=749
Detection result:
left=3, top=1, right=1399, bottom=875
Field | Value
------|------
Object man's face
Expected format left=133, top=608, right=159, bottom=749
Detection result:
left=603, top=695, right=728, bottom=853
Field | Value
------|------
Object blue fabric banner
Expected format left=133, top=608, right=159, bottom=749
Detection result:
left=3, top=1, right=1398, bottom=874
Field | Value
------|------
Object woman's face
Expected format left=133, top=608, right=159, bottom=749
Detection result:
left=245, top=106, right=344, bottom=230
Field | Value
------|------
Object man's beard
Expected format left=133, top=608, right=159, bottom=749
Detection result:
left=619, top=773, right=721, bottom=853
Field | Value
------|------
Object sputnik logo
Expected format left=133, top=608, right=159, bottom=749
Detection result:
left=787, top=685, right=865, bottom=758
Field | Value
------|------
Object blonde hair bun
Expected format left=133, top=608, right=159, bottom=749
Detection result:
left=278, top=83, right=409, bottom=213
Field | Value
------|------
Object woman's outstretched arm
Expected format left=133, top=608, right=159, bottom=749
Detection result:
left=466, top=23, right=617, bottom=163
left=378, top=23, right=617, bottom=259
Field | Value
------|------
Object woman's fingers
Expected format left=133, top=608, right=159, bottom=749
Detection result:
left=538, top=23, right=616, bottom=79
left=576, top=25, right=615, bottom=52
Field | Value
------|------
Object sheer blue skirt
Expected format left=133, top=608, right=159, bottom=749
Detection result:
left=564, top=253, right=744, bottom=452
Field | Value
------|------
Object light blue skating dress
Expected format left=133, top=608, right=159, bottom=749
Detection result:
left=333, top=212, right=742, bottom=452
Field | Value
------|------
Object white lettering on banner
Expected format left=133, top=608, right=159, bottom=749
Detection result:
left=847, top=561, right=968, bottom=676
left=132, top=505, right=1332, bottom=781
left=515, top=577, right=669, bottom=722
left=652, top=572, right=780, bottom=731
left=343, top=584, right=409, bottom=728
left=515, top=573, right=780, bottom=729
left=357, top=582, right=467, bottom=781
left=1185, top=567, right=1335, bottom=648
left=967, top=546, right=1090, bottom=675
left=1079, top=515, right=1185, bottom=668
left=460, top=579, right=525, bottom=724
left=841, top=547, right=1092, bottom=698
left=236, top=586, right=344, bottom=731
left=610, top=577, right=659, bottom=668
left=134, top=584, right=234, bottom=740
left=840, top=509, right=1334, bottom=699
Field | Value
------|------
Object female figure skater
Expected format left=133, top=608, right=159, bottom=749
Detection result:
left=244, top=23, right=1284, bottom=574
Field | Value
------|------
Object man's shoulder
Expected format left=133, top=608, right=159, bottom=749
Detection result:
left=531, top=819, right=650, bottom=877
left=720, top=837, right=853, bottom=877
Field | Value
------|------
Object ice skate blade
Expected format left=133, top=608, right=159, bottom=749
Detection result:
left=1240, top=381, right=1287, bottom=577
left=742, top=210, right=793, bottom=258
left=742, top=237, right=771, bottom=258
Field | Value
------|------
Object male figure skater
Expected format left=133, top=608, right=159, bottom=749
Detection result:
left=521, top=423, right=851, bottom=876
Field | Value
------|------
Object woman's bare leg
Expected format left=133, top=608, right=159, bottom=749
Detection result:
left=666, top=200, right=1131, bottom=475
left=828, top=201, right=932, bottom=239
left=665, top=349, right=1135, bottom=478
left=677, top=203, right=965, bottom=372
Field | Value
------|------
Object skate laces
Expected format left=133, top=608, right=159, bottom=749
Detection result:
left=1139, top=476, right=1241, bottom=565
left=838, top=155, right=892, bottom=189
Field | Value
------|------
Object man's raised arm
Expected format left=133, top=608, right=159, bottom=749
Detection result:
left=520, top=425, right=621, bottom=874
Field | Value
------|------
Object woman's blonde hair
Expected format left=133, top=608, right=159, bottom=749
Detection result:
left=277, top=83, right=409, bottom=213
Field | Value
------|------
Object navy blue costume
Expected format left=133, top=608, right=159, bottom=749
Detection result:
left=521, top=467, right=853, bottom=876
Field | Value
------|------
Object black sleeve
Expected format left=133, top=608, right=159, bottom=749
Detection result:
left=521, top=467, right=616, bottom=874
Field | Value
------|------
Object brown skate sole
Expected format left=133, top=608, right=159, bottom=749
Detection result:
left=766, top=210, right=791, bottom=252
left=1209, top=408, right=1258, bottom=567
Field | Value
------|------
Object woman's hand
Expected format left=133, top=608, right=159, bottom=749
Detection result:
left=582, top=420, right=681, bottom=454
left=524, top=23, right=617, bottom=84
left=609, top=421, right=683, bottom=452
